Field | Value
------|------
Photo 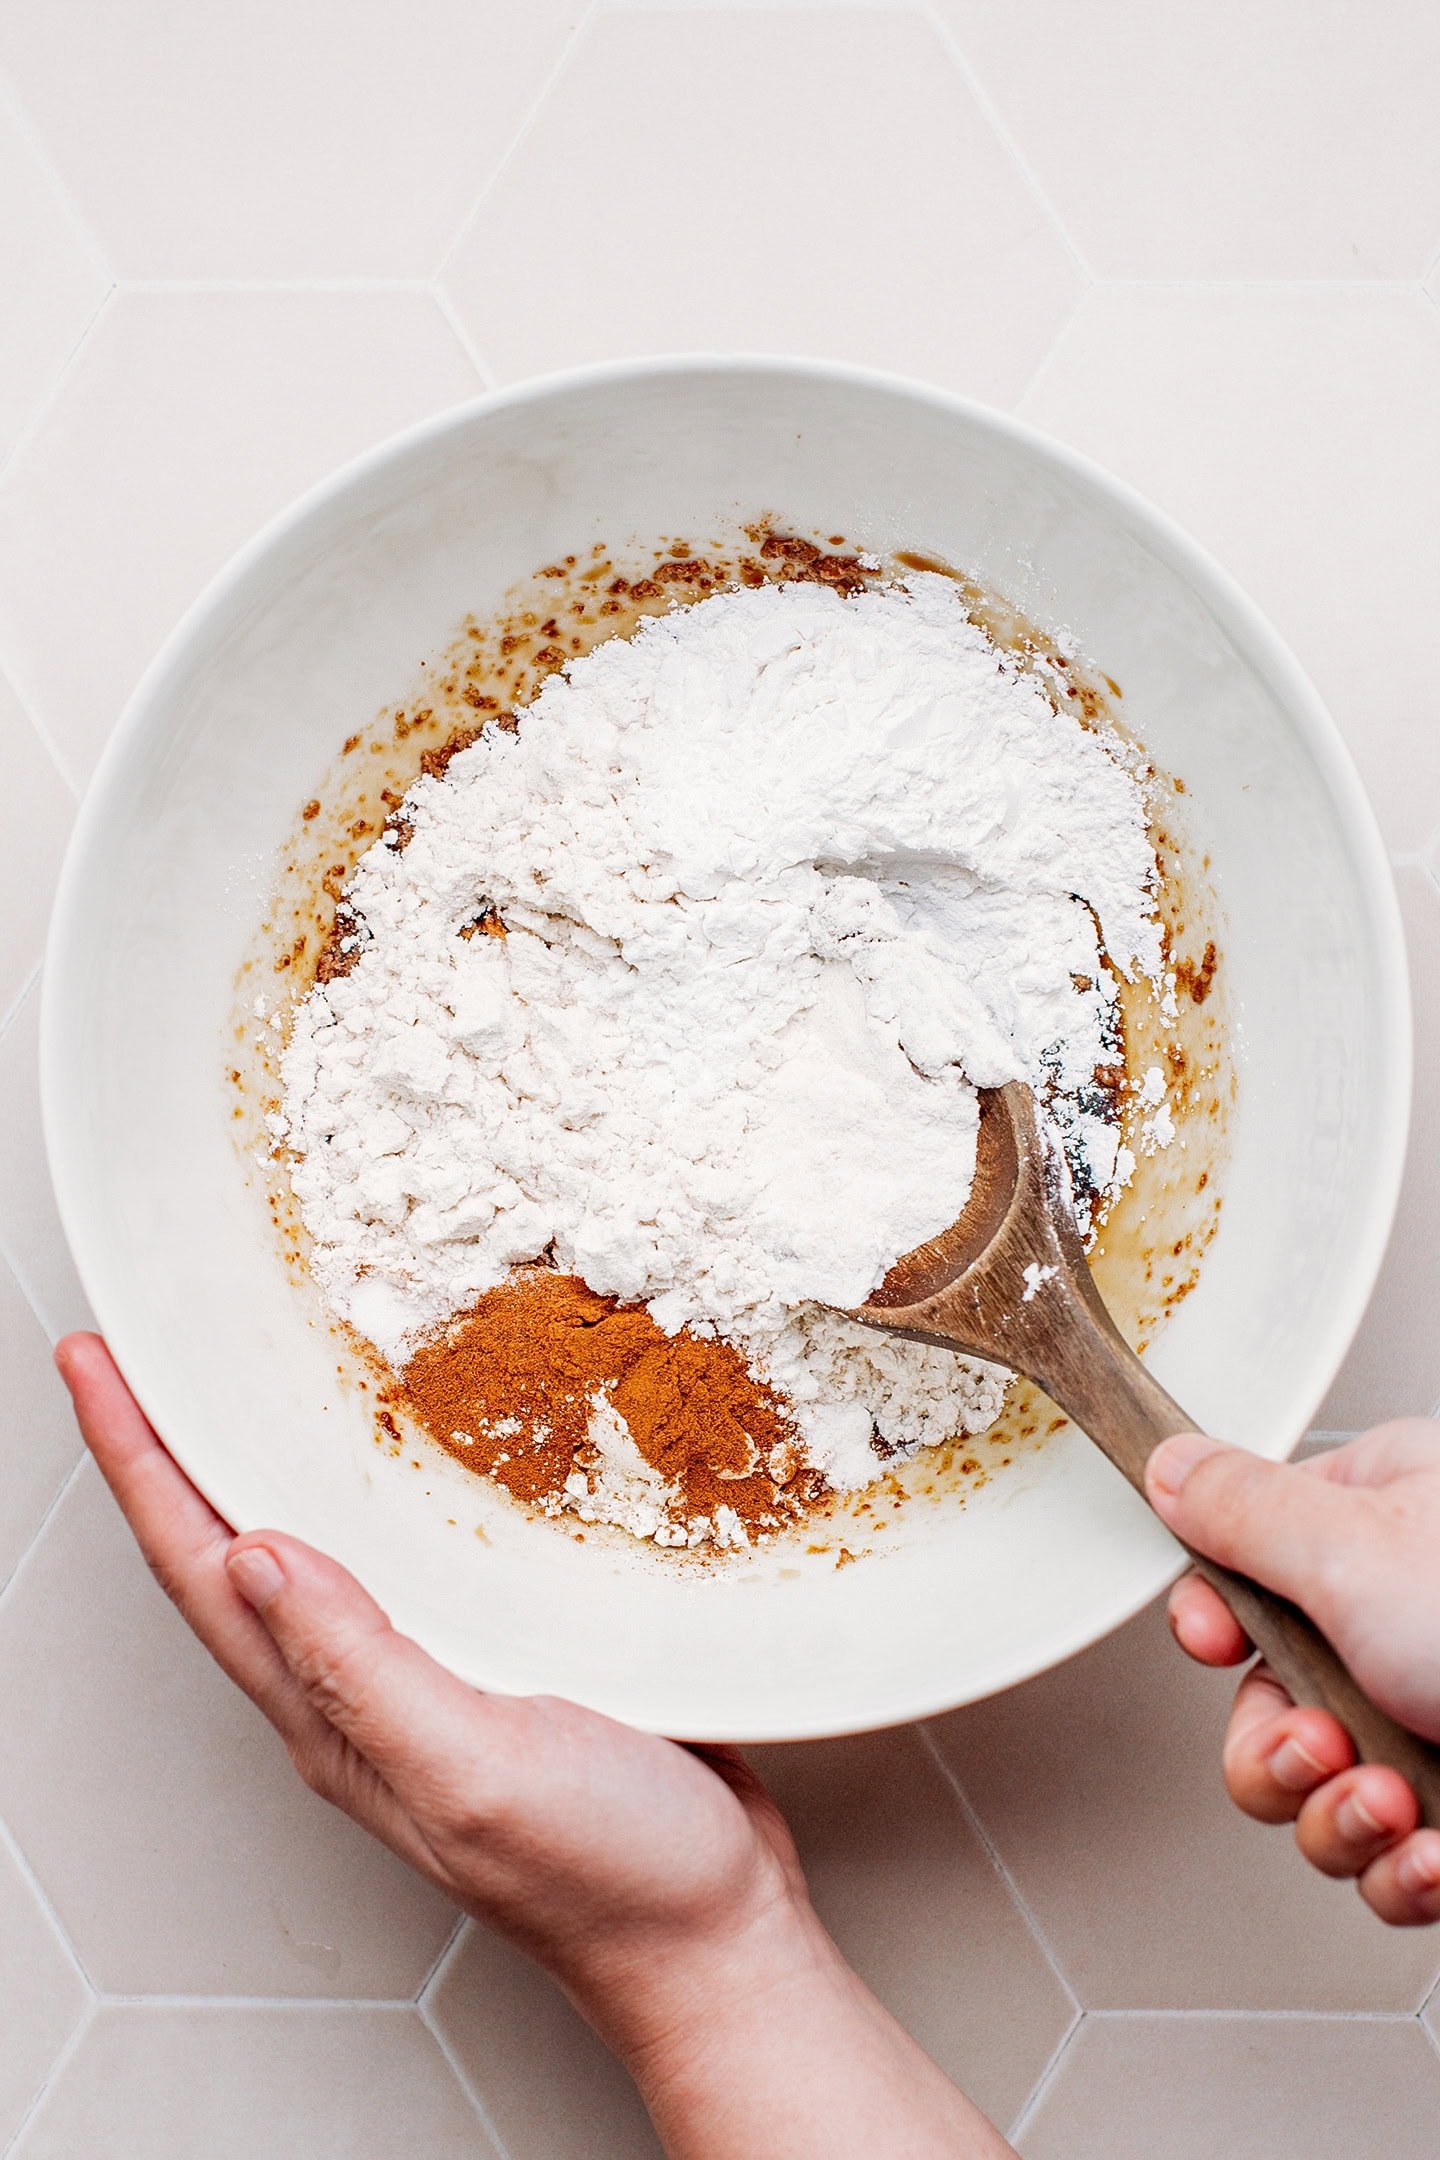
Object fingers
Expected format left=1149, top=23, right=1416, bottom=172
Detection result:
left=58, top=1333, right=230, bottom=1579
left=1293, top=1765, right=1418, bottom=1879
left=55, top=1335, right=301, bottom=1714
left=1168, top=1572, right=1251, bottom=1666
left=1304, top=1420, right=1440, bottom=1491
left=226, top=1532, right=507, bottom=1811
left=1147, top=1434, right=1355, bottom=1614
left=1216, top=1659, right=1438, bottom=1925
left=1358, top=1831, right=1440, bottom=1926
left=1220, top=1664, right=1354, bottom=1825
left=57, top=1338, right=408, bottom=1836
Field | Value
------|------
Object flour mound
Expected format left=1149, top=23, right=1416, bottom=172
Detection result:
left=280, top=576, right=1162, bottom=1491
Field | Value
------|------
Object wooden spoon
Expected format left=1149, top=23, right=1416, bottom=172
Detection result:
left=853, top=1079, right=1440, bottom=1822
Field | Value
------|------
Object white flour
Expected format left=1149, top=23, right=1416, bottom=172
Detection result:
left=279, top=576, right=1165, bottom=1503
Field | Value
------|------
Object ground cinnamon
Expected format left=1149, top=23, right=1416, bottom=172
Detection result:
left=394, top=1270, right=822, bottom=1544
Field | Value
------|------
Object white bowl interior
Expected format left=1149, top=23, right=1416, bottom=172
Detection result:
left=44, top=361, right=1408, bottom=1739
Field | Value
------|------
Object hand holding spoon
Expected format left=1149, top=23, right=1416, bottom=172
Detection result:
left=853, top=1080, right=1440, bottom=1822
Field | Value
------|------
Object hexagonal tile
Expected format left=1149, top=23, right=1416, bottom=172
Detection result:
left=0, top=1832, right=87, bottom=2148
left=0, top=1252, right=81, bottom=1593
left=13, top=2005, right=496, bottom=2160
left=0, top=95, right=108, bottom=464
left=936, top=0, right=1440, bottom=278
left=929, top=1601, right=1440, bottom=2010
left=442, top=6, right=1081, bottom=400
left=0, top=669, right=74, bottom=1029
left=0, top=0, right=582, bottom=279
left=747, top=1726, right=1074, bottom=2133
left=0, top=981, right=93, bottom=1343
left=1021, top=286, right=1440, bottom=854
left=427, top=1924, right=663, bottom=2160
left=0, top=1459, right=459, bottom=1996
left=1018, top=2013, right=1440, bottom=2160
left=0, top=290, right=481, bottom=784
left=1320, top=868, right=1440, bottom=1427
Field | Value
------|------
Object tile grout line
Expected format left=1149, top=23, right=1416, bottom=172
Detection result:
left=0, top=1992, right=99, bottom=2160
left=430, top=0, right=601, bottom=284
left=1081, top=2006, right=1424, bottom=2023
left=94, top=1994, right=426, bottom=2010
left=418, top=1993, right=518, bottom=2160
left=414, top=1910, right=469, bottom=2004
left=1011, top=283, right=1092, bottom=415
left=417, top=1915, right=474, bottom=2010
left=420, top=2013, right=518, bottom=2160
left=0, top=67, right=114, bottom=285
left=0, top=279, right=119, bottom=527
left=0, top=958, right=40, bottom=1049
left=1005, top=2005, right=1084, bottom=2147
left=416, top=1919, right=522, bottom=2156
left=0, top=653, right=83, bottom=825
left=0, top=1453, right=86, bottom=1620
left=0, top=1808, right=97, bottom=1993
left=917, top=1725, right=1081, bottom=2013
left=1089, top=274, right=1428, bottom=295
left=428, top=286, right=498, bottom=388
left=118, top=276, right=435, bottom=294
left=919, top=0, right=1094, bottom=287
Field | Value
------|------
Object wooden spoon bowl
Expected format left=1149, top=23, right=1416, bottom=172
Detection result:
left=853, top=1081, right=1440, bottom=1821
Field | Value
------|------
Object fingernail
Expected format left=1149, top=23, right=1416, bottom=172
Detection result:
left=1269, top=1736, right=1330, bottom=1792
left=1396, top=1844, right=1440, bottom=1895
left=227, top=1543, right=285, bottom=1611
left=1335, top=1791, right=1387, bottom=1843
left=1148, top=1433, right=1224, bottom=1502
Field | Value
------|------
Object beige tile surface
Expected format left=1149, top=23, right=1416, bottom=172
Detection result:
left=937, top=0, right=1440, bottom=279
left=0, top=94, right=107, bottom=467
left=0, top=985, right=93, bottom=1342
left=0, top=1461, right=460, bottom=1997
left=0, top=0, right=582, bottom=279
left=442, top=6, right=1081, bottom=399
left=1320, top=869, right=1440, bottom=1427
left=0, top=1833, right=87, bottom=2148
left=748, top=1726, right=1074, bottom=2133
left=13, top=2005, right=496, bottom=2160
left=930, top=1600, right=1440, bottom=2012
left=1018, top=2014, right=1440, bottom=2160
left=1021, top=286, right=1440, bottom=855
left=0, top=1252, right=80, bottom=1592
left=0, top=291, right=481, bottom=783
left=428, top=1923, right=663, bottom=2160
left=0, top=4, right=1438, bottom=2154
left=0, top=671, right=74, bottom=1031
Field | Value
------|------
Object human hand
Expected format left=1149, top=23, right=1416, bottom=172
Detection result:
left=57, top=1333, right=1014, bottom=2159
left=55, top=1333, right=804, bottom=2044
left=1147, top=1422, right=1440, bottom=1926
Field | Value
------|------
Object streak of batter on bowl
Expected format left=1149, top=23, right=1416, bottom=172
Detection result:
left=226, top=525, right=1232, bottom=1571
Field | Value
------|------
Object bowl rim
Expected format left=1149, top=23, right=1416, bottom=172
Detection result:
left=41, top=352, right=1413, bottom=1736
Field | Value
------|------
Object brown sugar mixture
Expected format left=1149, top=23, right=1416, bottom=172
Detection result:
left=392, top=1270, right=822, bottom=1546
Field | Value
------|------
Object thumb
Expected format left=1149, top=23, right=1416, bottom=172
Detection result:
left=1146, top=1434, right=1353, bottom=1612
left=226, top=1532, right=505, bottom=1807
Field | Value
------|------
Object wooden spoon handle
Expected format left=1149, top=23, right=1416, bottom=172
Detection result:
left=1035, top=1278, right=1440, bottom=1825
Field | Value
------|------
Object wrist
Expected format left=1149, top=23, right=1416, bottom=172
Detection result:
left=581, top=1887, right=1013, bottom=2159
left=567, top=1877, right=842, bottom=2082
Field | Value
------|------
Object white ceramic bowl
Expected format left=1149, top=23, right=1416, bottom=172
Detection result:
left=43, top=358, right=1409, bottom=1740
